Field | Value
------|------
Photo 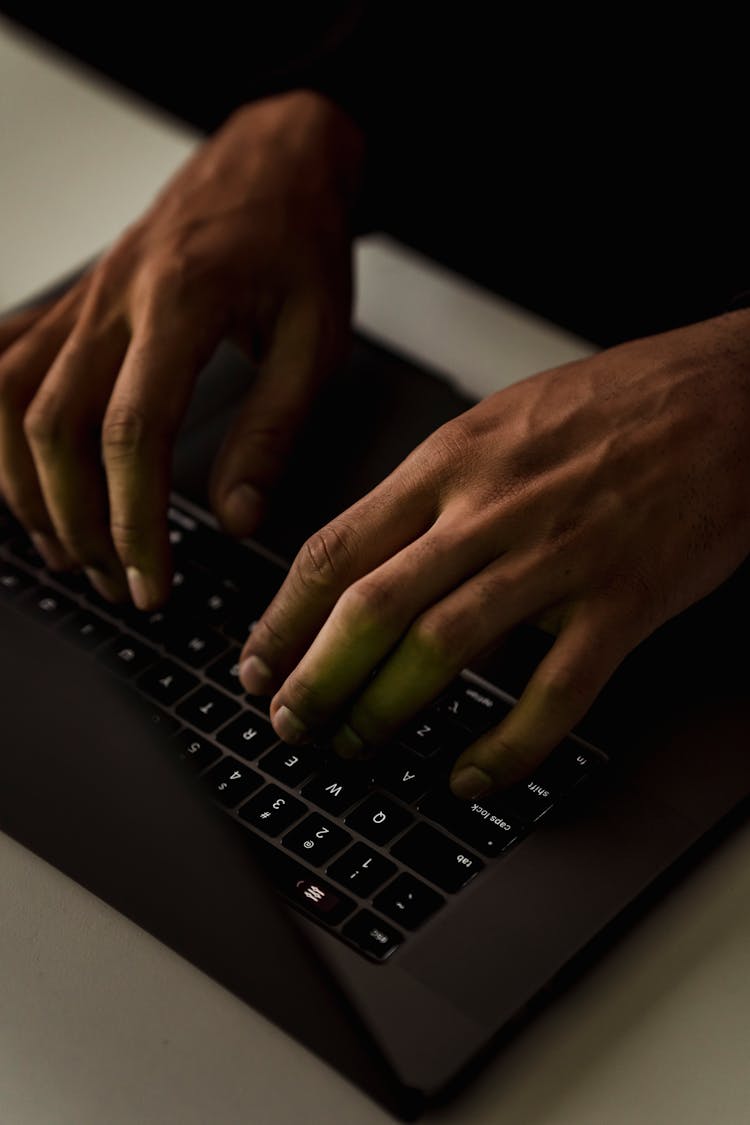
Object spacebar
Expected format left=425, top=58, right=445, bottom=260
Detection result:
left=246, top=834, right=357, bottom=926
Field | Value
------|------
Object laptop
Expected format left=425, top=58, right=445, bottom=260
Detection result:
left=1, top=328, right=749, bottom=1121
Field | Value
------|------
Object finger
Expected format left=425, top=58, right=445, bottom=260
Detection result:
left=448, top=597, right=643, bottom=799
left=104, top=301, right=224, bottom=609
left=25, top=319, right=131, bottom=598
left=323, top=545, right=569, bottom=757
left=265, top=512, right=503, bottom=747
left=238, top=459, right=441, bottom=696
left=210, top=298, right=341, bottom=538
left=0, top=300, right=56, bottom=353
left=0, top=291, right=83, bottom=566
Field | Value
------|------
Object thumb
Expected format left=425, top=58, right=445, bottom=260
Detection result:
left=210, top=299, right=344, bottom=537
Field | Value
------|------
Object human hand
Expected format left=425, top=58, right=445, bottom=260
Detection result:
left=0, top=90, right=363, bottom=607
left=238, top=311, right=750, bottom=798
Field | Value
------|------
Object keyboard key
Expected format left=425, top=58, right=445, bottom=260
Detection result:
left=326, top=843, right=397, bottom=898
left=0, top=561, right=36, bottom=599
left=217, top=711, right=278, bottom=759
left=419, top=790, right=523, bottom=857
left=61, top=610, right=118, bottom=650
left=120, top=606, right=176, bottom=643
left=282, top=813, right=351, bottom=866
left=345, top=794, right=414, bottom=845
left=206, top=646, right=245, bottom=695
left=258, top=743, right=319, bottom=787
left=176, top=685, right=240, bottom=732
left=166, top=625, right=227, bottom=669
left=533, top=739, right=601, bottom=795
left=391, top=824, right=483, bottom=892
left=437, top=681, right=511, bottom=733
left=246, top=836, right=356, bottom=926
left=98, top=634, right=159, bottom=678
left=19, top=585, right=76, bottom=624
left=502, top=778, right=556, bottom=824
left=341, top=911, right=402, bottom=961
left=301, top=763, right=371, bottom=815
left=398, top=712, right=472, bottom=758
left=202, top=758, right=264, bottom=807
left=138, top=659, right=199, bottom=706
left=239, top=784, right=307, bottom=836
left=173, top=728, right=222, bottom=772
left=374, top=751, right=432, bottom=804
left=373, top=873, right=444, bottom=930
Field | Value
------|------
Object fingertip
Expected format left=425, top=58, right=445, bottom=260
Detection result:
left=449, top=765, right=493, bottom=801
left=218, top=483, right=266, bottom=539
left=238, top=652, right=274, bottom=695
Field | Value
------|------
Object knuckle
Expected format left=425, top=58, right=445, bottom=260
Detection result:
left=410, top=606, right=469, bottom=667
left=23, top=397, right=68, bottom=450
left=337, top=577, right=395, bottom=629
left=429, top=416, right=476, bottom=468
left=143, top=243, right=210, bottom=299
left=534, top=656, right=598, bottom=713
left=102, top=403, right=149, bottom=459
left=295, top=521, right=357, bottom=593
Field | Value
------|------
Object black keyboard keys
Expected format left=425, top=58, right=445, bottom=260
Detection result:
left=341, top=911, right=402, bottom=961
left=391, top=824, right=483, bottom=892
left=247, top=837, right=356, bottom=926
left=327, top=843, right=397, bottom=897
left=0, top=561, right=36, bottom=599
left=374, top=751, right=432, bottom=804
left=176, top=685, right=240, bottom=733
left=373, top=873, right=444, bottom=930
left=419, top=790, right=523, bottom=857
left=98, top=634, right=159, bottom=678
left=173, top=729, right=222, bottom=772
left=19, top=585, right=75, bottom=624
left=138, top=659, right=199, bottom=706
left=283, top=813, right=351, bottom=866
left=239, top=784, right=307, bottom=836
left=62, top=610, right=118, bottom=650
left=217, top=711, right=278, bottom=759
left=202, top=758, right=264, bottom=807
left=345, top=794, right=414, bottom=846
left=301, top=763, right=371, bottom=815
left=438, top=681, right=511, bottom=733
left=258, top=743, right=319, bottom=787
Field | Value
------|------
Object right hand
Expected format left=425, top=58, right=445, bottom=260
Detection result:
left=0, top=89, right=363, bottom=608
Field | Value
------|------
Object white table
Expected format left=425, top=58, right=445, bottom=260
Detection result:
left=2, top=16, right=750, bottom=1124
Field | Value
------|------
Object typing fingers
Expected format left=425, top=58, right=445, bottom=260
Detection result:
left=0, top=285, right=85, bottom=568
left=448, top=598, right=643, bottom=798
left=103, top=282, right=226, bottom=609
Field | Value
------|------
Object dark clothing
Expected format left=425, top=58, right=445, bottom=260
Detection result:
left=3, top=3, right=747, bottom=345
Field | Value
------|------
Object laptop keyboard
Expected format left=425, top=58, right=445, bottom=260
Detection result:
left=0, top=498, right=605, bottom=963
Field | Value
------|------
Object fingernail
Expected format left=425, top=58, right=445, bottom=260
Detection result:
left=223, top=483, right=265, bottom=538
left=31, top=531, right=72, bottom=571
left=239, top=653, right=273, bottom=694
left=85, top=567, right=126, bottom=604
left=331, top=723, right=365, bottom=760
left=273, top=705, right=309, bottom=745
left=450, top=766, right=493, bottom=801
left=126, top=567, right=157, bottom=611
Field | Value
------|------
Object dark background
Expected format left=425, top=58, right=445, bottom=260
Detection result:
left=3, top=3, right=747, bottom=348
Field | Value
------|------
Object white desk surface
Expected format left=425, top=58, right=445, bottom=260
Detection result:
left=2, top=16, right=749, bottom=1124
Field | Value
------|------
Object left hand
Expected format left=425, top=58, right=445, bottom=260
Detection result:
left=238, top=311, right=750, bottom=799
